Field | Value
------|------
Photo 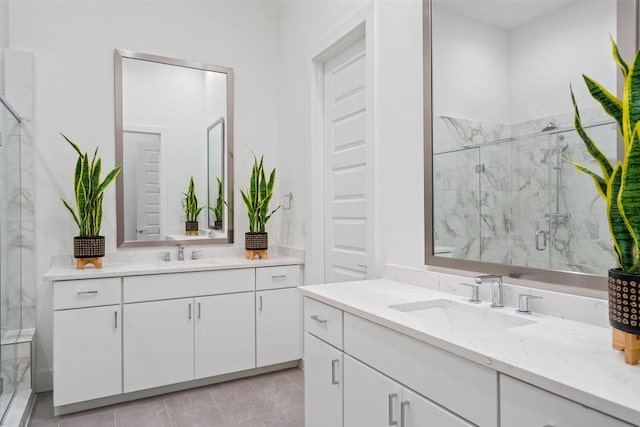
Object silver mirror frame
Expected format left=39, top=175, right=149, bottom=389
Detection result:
left=114, top=49, right=234, bottom=248
left=423, top=0, right=639, bottom=291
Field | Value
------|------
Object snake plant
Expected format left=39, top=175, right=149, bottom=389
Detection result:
left=569, top=38, right=640, bottom=273
left=209, top=177, right=225, bottom=222
left=183, top=176, right=206, bottom=222
left=240, top=153, right=281, bottom=233
left=60, top=134, right=122, bottom=237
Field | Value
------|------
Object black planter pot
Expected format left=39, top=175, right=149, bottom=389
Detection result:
left=245, top=232, right=268, bottom=250
left=213, top=220, right=223, bottom=230
left=185, top=221, right=199, bottom=236
left=608, top=268, right=640, bottom=335
left=73, top=236, right=105, bottom=259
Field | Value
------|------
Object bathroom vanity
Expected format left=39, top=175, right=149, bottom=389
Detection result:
left=301, top=280, right=640, bottom=427
left=44, top=255, right=303, bottom=414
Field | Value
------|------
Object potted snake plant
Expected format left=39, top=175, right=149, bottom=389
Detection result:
left=209, top=177, right=225, bottom=230
left=183, top=176, right=206, bottom=236
left=569, top=38, right=640, bottom=355
left=240, top=153, right=281, bottom=258
left=60, top=134, right=122, bottom=268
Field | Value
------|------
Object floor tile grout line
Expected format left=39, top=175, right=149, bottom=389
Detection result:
left=161, top=398, right=175, bottom=427
left=247, top=376, right=285, bottom=423
left=206, top=387, right=228, bottom=425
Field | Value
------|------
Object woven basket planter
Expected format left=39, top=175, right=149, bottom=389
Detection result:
left=245, top=232, right=268, bottom=251
left=73, top=236, right=105, bottom=259
left=185, top=221, right=199, bottom=236
left=609, top=269, right=640, bottom=335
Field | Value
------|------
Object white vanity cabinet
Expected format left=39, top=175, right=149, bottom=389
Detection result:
left=124, top=298, right=195, bottom=392
left=50, top=261, right=303, bottom=412
left=304, top=333, right=343, bottom=427
left=194, top=292, right=255, bottom=379
left=344, top=355, right=472, bottom=427
left=53, top=278, right=123, bottom=407
left=256, top=265, right=302, bottom=367
left=500, top=375, right=634, bottom=427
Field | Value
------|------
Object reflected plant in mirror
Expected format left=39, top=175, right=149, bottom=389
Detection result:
left=182, top=176, right=206, bottom=237
left=115, top=49, right=234, bottom=247
left=209, top=177, right=225, bottom=230
left=430, top=0, right=622, bottom=279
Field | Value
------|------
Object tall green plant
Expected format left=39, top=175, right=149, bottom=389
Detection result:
left=209, top=177, right=225, bottom=222
left=569, top=38, right=640, bottom=273
left=183, top=176, right=206, bottom=222
left=60, top=134, right=122, bottom=237
left=240, top=153, right=280, bottom=233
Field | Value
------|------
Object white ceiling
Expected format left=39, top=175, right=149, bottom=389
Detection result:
left=433, top=0, right=579, bottom=31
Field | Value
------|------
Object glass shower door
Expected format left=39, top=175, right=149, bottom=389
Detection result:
left=0, top=101, right=23, bottom=422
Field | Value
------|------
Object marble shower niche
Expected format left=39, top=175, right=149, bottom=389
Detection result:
left=433, top=111, right=617, bottom=275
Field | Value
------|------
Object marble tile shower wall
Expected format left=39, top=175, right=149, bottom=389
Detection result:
left=433, top=109, right=617, bottom=275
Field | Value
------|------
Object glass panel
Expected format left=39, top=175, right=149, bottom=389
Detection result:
left=0, top=101, right=22, bottom=420
left=433, top=147, right=481, bottom=260
left=549, top=123, right=618, bottom=274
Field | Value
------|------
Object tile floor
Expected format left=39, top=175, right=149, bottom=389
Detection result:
left=28, top=368, right=305, bottom=427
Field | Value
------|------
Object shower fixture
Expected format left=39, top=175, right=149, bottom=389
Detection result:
left=542, top=122, right=558, bottom=132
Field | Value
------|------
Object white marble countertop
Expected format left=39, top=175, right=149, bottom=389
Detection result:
left=300, top=279, right=640, bottom=426
left=44, top=255, right=303, bottom=281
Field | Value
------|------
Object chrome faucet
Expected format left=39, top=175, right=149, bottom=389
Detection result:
left=177, top=245, right=185, bottom=261
left=474, top=274, right=504, bottom=308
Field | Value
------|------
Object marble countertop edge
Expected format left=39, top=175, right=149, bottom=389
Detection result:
left=44, top=255, right=304, bottom=281
left=299, top=280, right=640, bottom=426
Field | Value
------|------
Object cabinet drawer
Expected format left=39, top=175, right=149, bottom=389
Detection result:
left=500, top=375, right=633, bottom=427
left=344, top=313, right=497, bottom=427
left=124, top=269, right=254, bottom=303
left=304, top=298, right=343, bottom=349
left=256, top=265, right=300, bottom=290
left=54, top=278, right=121, bottom=310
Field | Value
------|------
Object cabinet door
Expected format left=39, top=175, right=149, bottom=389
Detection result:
left=304, top=333, right=343, bottom=427
left=195, top=292, right=256, bottom=379
left=54, top=305, right=122, bottom=407
left=124, top=298, right=194, bottom=392
left=500, top=375, right=633, bottom=427
left=400, top=387, right=473, bottom=427
left=256, top=288, right=302, bottom=367
left=344, top=355, right=402, bottom=427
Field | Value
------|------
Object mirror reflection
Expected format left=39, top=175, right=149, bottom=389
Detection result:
left=431, top=0, right=618, bottom=275
left=116, top=50, right=233, bottom=247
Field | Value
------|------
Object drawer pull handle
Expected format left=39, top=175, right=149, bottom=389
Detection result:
left=259, top=296, right=263, bottom=311
left=388, top=393, right=398, bottom=426
left=114, top=311, right=118, bottom=329
left=198, top=302, right=201, bottom=318
left=542, top=425, right=554, bottom=427
left=400, top=401, right=409, bottom=427
left=331, top=359, right=340, bottom=385
left=310, top=315, right=327, bottom=324
left=188, top=303, right=192, bottom=320
left=77, top=290, right=98, bottom=296
left=271, top=274, right=286, bottom=279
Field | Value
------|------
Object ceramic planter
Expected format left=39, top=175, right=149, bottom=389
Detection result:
left=185, top=221, right=199, bottom=236
left=608, top=268, right=640, bottom=335
left=245, top=232, right=268, bottom=251
left=73, top=236, right=105, bottom=259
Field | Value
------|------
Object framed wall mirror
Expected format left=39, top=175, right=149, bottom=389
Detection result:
left=424, top=0, right=638, bottom=290
left=115, top=49, right=234, bottom=248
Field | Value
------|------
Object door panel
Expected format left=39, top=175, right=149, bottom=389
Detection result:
left=304, top=333, right=343, bottom=427
left=124, top=298, right=194, bottom=392
left=195, top=292, right=255, bottom=379
left=256, top=288, right=302, bottom=367
left=324, top=36, right=370, bottom=283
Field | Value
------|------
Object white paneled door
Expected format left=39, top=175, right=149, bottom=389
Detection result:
left=323, top=36, right=371, bottom=283
left=123, top=131, right=161, bottom=241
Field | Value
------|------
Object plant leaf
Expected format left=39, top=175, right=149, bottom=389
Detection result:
left=622, top=43, right=640, bottom=149
left=571, top=85, right=614, bottom=180
left=611, top=35, right=629, bottom=78
left=619, top=123, right=640, bottom=268
left=61, top=198, right=81, bottom=230
left=60, top=133, right=82, bottom=156
left=582, top=74, right=623, bottom=131
left=565, top=160, right=607, bottom=199
left=608, top=163, right=635, bottom=270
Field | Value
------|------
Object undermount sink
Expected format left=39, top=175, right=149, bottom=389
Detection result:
left=389, top=299, right=536, bottom=334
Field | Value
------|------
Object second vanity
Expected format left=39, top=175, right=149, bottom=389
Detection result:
left=300, top=279, right=640, bottom=427
left=44, top=255, right=303, bottom=415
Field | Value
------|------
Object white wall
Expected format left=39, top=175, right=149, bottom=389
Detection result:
left=277, top=0, right=425, bottom=283
left=432, top=7, right=510, bottom=123
left=9, top=0, right=279, bottom=390
left=509, top=1, right=616, bottom=123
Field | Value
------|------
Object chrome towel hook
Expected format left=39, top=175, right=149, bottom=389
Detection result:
left=283, top=192, right=293, bottom=210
